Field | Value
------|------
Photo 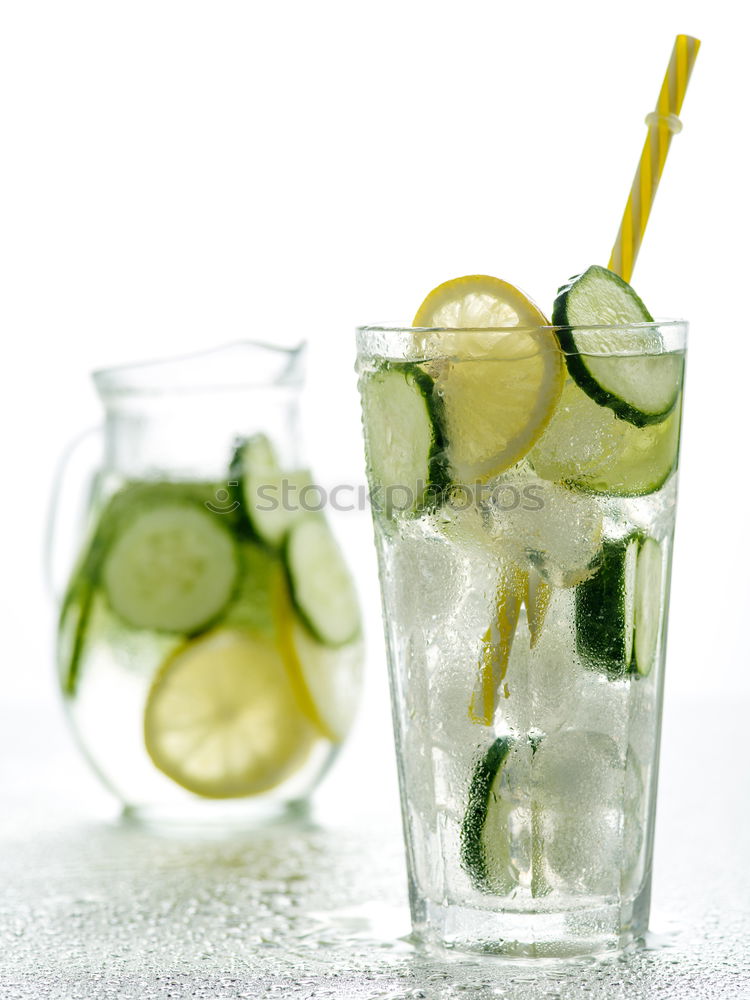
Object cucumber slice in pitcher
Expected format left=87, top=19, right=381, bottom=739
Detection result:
left=221, top=542, right=284, bottom=639
left=58, top=498, right=128, bottom=695
left=554, top=266, right=683, bottom=427
left=102, top=502, right=239, bottom=633
left=58, top=570, right=96, bottom=696
left=360, top=365, right=448, bottom=518
left=232, top=434, right=313, bottom=547
left=284, top=516, right=361, bottom=647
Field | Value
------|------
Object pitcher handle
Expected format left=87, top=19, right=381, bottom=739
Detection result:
left=44, top=426, right=104, bottom=603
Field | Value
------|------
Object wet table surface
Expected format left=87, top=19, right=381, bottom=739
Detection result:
left=2, top=691, right=749, bottom=1000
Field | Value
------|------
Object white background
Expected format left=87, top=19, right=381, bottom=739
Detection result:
left=0, top=0, right=747, bottom=800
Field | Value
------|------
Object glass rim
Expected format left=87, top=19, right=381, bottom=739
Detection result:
left=357, top=319, right=686, bottom=335
left=356, top=320, right=687, bottom=361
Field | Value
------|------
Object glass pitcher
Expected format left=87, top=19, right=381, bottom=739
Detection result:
left=48, top=342, right=363, bottom=823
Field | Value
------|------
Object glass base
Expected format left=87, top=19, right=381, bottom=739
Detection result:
left=412, top=887, right=650, bottom=960
left=120, top=796, right=312, bottom=833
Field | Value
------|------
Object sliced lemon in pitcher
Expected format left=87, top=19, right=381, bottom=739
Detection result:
left=144, top=628, right=315, bottom=798
left=271, top=557, right=362, bottom=744
left=282, top=617, right=363, bottom=743
left=413, top=276, right=564, bottom=482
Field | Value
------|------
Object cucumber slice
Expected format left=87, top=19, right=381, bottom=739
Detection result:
left=102, top=502, right=239, bottom=633
left=232, top=434, right=313, bottom=547
left=221, top=543, right=285, bottom=639
left=575, top=535, right=638, bottom=678
left=460, top=737, right=517, bottom=894
left=58, top=571, right=96, bottom=696
left=58, top=516, right=110, bottom=695
left=107, top=481, right=241, bottom=533
left=554, top=266, right=683, bottom=427
left=632, top=537, right=663, bottom=676
left=576, top=533, right=665, bottom=679
left=285, top=517, right=361, bottom=647
left=360, top=365, right=447, bottom=518
left=59, top=482, right=230, bottom=693
left=529, top=377, right=682, bottom=497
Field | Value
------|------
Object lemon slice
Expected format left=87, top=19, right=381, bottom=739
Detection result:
left=414, top=274, right=548, bottom=329
left=413, top=275, right=564, bottom=482
left=468, top=560, right=525, bottom=725
left=144, top=629, right=315, bottom=798
left=282, top=616, right=363, bottom=743
left=274, top=573, right=362, bottom=744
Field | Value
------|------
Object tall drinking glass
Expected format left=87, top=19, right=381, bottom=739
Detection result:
left=357, top=321, right=686, bottom=957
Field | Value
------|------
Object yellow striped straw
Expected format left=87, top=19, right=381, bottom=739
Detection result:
left=609, top=34, right=701, bottom=282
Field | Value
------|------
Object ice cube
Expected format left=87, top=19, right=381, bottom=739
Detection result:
left=383, top=518, right=469, bottom=631
left=622, top=745, right=645, bottom=895
left=532, top=729, right=626, bottom=896
left=484, top=478, right=604, bottom=588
